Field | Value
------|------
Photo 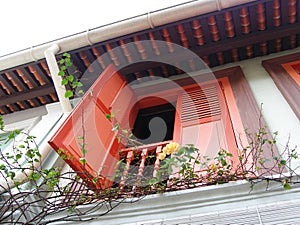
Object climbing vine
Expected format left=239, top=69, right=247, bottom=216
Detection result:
left=58, top=52, right=84, bottom=98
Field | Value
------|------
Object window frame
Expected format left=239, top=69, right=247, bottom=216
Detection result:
left=133, top=66, right=265, bottom=147
left=262, top=53, right=300, bottom=120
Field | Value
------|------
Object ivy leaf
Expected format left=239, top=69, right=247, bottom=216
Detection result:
left=77, top=90, right=84, bottom=95
left=64, top=90, right=74, bottom=98
left=72, top=81, right=83, bottom=88
left=63, top=53, right=71, bottom=58
left=61, top=66, right=67, bottom=71
left=58, top=71, right=65, bottom=76
left=61, top=79, right=68, bottom=86
left=66, top=75, right=74, bottom=82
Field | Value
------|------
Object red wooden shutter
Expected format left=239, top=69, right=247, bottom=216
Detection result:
left=49, top=65, right=136, bottom=189
left=177, top=83, right=238, bottom=161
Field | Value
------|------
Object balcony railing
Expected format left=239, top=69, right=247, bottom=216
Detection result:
left=117, top=141, right=171, bottom=191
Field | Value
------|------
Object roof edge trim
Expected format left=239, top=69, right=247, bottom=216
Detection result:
left=0, top=0, right=256, bottom=71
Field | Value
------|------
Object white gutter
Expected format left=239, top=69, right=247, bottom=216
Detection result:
left=0, top=0, right=256, bottom=71
left=44, top=44, right=73, bottom=113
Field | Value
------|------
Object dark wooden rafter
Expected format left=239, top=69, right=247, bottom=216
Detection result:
left=281, top=0, right=290, bottom=25
left=0, top=75, right=16, bottom=94
left=0, top=85, right=55, bottom=107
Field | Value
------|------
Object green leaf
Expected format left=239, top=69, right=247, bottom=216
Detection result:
left=106, top=114, right=111, bottom=119
left=66, top=75, right=74, bottom=82
left=63, top=53, right=71, bottom=58
left=58, top=71, right=65, bottom=76
left=79, top=158, right=86, bottom=165
left=26, top=150, right=34, bottom=158
left=279, top=159, right=287, bottom=166
left=8, top=171, right=16, bottom=179
left=72, top=81, right=83, bottom=88
left=284, top=183, right=291, bottom=190
left=34, top=158, right=40, bottom=163
left=8, top=132, right=15, bottom=140
left=59, top=59, right=65, bottom=64
left=148, top=178, right=158, bottom=185
left=66, top=61, right=73, bottom=67
left=64, top=90, right=74, bottom=98
left=61, top=79, right=68, bottom=86
left=92, top=177, right=98, bottom=184
left=0, top=164, right=5, bottom=170
left=77, top=90, right=84, bottom=95
left=60, top=65, right=67, bottom=71
left=81, top=148, right=87, bottom=155
left=15, top=154, right=22, bottom=160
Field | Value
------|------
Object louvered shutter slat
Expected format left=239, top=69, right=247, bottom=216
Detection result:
left=181, top=85, right=221, bottom=123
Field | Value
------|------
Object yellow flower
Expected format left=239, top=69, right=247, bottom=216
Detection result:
left=209, top=163, right=218, bottom=172
left=163, top=142, right=179, bottom=155
left=158, top=152, right=166, bottom=160
left=163, top=147, right=167, bottom=155
left=166, top=146, right=173, bottom=155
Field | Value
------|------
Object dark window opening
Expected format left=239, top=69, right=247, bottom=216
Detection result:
left=132, top=103, right=176, bottom=145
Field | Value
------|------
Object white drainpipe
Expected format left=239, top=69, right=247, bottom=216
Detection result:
left=0, top=0, right=257, bottom=71
left=44, top=44, right=73, bottom=113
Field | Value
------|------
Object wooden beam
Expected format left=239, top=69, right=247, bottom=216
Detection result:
left=194, top=23, right=300, bottom=57
left=0, top=84, right=56, bottom=107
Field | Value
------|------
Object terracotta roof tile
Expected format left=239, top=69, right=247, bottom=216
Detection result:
left=16, top=69, right=33, bottom=89
left=208, top=16, right=220, bottom=42
left=256, top=3, right=266, bottom=31
left=119, top=40, right=133, bottom=63
left=240, top=7, right=251, bottom=34
left=288, top=0, right=297, bottom=23
left=28, top=65, right=45, bottom=86
left=162, top=28, right=175, bottom=53
left=224, top=12, right=235, bottom=38
left=177, top=24, right=189, bottom=48
left=273, top=0, right=281, bottom=27
left=148, top=32, right=160, bottom=56
left=105, top=43, right=120, bottom=66
left=133, top=36, right=147, bottom=60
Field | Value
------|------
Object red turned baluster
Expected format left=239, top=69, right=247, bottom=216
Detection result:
left=119, top=150, right=134, bottom=191
left=132, top=148, right=148, bottom=191
left=153, top=145, right=162, bottom=178
left=137, top=149, right=148, bottom=179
